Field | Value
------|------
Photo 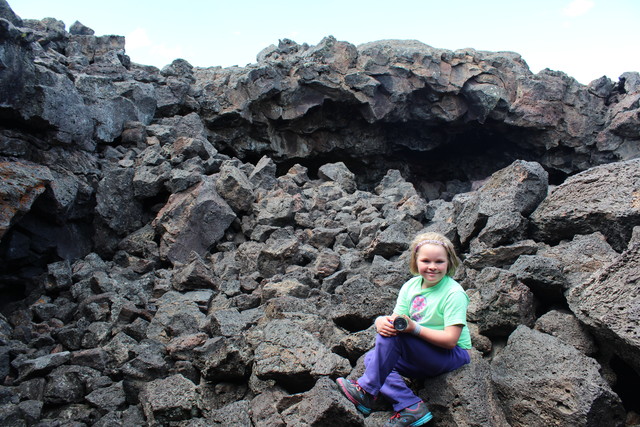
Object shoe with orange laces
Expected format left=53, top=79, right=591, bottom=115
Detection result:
left=335, top=377, right=377, bottom=415
left=383, top=401, right=433, bottom=426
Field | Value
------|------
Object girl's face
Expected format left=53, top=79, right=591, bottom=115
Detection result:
left=416, top=244, right=449, bottom=287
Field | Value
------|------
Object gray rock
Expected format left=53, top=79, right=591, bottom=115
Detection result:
left=477, top=160, right=548, bottom=217
left=452, top=191, right=483, bottom=246
left=305, top=226, right=344, bottom=249
left=534, top=310, right=597, bottom=355
left=2, top=4, right=640, bottom=423
left=69, top=21, right=94, bottom=36
left=153, top=176, right=236, bottom=264
left=249, top=389, right=287, bottom=426
left=93, top=410, right=125, bottom=427
left=161, top=59, right=194, bottom=80
left=45, top=169, right=95, bottom=221
left=146, top=291, right=207, bottom=343
left=120, top=339, right=167, bottom=380
left=192, top=336, right=252, bottom=381
left=567, top=239, right=640, bottom=373
left=384, top=194, right=429, bottom=223
left=0, top=160, right=53, bottom=239
left=43, top=365, right=101, bottom=405
left=166, top=333, right=208, bottom=361
left=332, top=276, right=398, bottom=332
left=0, top=22, right=94, bottom=148
left=531, top=158, right=640, bottom=251
left=281, top=377, right=363, bottom=426
left=168, top=133, right=215, bottom=162
left=473, top=210, right=527, bottom=249
left=256, top=233, right=302, bottom=278
left=509, top=254, right=567, bottom=301
left=365, top=254, right=407, bottom=289
left=375, top=169, right=419, bottom=202
left=18, top=399, right=42, bottom=425
left=166, top=166, right=204, bottom=194
left=133, top=162, right=171, bottom=199
left=454, top=160, right=548, bottom=245
left=0, top=0, right=22, bottom=25
left=12, top=351, right=71, bottom=382
left=313, top=249, right=342, bottom=279
left=253, top=319, right=351, bottom=391
left=204, top=381, right=254, bottom=415
left=422, top=349, right=510, bottom=426
left=234, top=240, right=263, bottom=275
left=261, top=279, right=310, bottom=301
left=0, top=346, right=9, bottom=381
left=80, top=321, right=112, bottom=348
left=538, top=232, right=619, bottom=290
left=95, top=167, right=144, bottom=237
left=318, top=162, right=357, bottom=194
left=69, top=348, right=113, bottom=372
left=0, top=402, right=24, bottom=427
left=75, top=75, right=156, bottom=142
left=255, top=190, right=303, bottom=226
left=41, top=402, right=100, bottom=425
left=55, top=325, right=85, bottom=351
left=248, top=155, right=278, bottom=192
left=464, top=239, right=539, bottom=270
left=46, top=260, right=73, bottom=291
left=491, top=326, right=625, bottom=426
left=85, top=381, right=126, bottom=412
left=215, top=163, right=255, bottom=213
left=365, top=221, right=417, bottom=259
left=207, top=307, right=262, bottom=337
left=467, top=267, right=536, bottom=337
left=155, top=77, right=195, bottom=117
left=207, top=400, right=252, bottom=426
left=172, top=254, right=218, bottom=292
left=339, top=325, right=376, bottom=363
left=140, top=374, right=198, bottom=426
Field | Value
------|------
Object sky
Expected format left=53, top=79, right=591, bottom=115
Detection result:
left=8, top=0, right=640, bottom=85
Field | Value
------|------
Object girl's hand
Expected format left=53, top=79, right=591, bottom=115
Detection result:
left=375, top=315, right=398, bottom=337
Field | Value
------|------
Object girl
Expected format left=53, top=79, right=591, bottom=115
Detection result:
left=337, top=232, right=471, bottom=426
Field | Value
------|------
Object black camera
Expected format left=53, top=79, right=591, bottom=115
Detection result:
left=393, top=316, right=408, bottom=331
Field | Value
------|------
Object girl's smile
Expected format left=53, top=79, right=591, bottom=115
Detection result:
left=416, top=243, right=449, bottom=287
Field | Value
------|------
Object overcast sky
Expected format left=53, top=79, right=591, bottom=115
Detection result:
left=9, top=0, right=640, bottom=84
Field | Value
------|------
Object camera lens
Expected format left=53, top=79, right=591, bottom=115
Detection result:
left=393, top=317, right=408, bottom=331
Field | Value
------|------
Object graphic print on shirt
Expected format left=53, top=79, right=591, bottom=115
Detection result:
left=409, top=295, right=427, bottom=322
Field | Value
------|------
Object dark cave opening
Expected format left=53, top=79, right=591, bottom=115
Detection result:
left=333, top=314, right=375, bottom=334
left=211, top=95, right=570, bottom=201
left=219, top=110, right=566, bottom=202
left=386, top=121, right=553, bottom=190
left=273, top=149, right=372, bottom=183
left=0, top=185, right=95, bottom=311
left=610, top=355, right=640, bottom=413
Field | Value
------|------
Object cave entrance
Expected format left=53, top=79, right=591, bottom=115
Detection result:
left=382, top=121, right=549, bottom=200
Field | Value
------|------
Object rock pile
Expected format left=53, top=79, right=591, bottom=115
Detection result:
left=1, top=0, right=640, bottom=425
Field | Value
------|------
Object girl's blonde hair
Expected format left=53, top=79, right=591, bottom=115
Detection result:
left=409, top=232, right=460, bottom=276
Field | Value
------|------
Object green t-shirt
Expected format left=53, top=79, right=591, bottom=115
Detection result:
left=393, top=275, right=472, bottom=349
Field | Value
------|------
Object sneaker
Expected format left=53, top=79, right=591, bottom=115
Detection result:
left=383, top=401, right=433, bottom=426
left=336, top=377, right=377, bottom=415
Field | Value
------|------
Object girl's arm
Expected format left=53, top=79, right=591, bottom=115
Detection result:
left=409, top=321, right=463, bottom=349
left=375, top=315, right=464, bottom=349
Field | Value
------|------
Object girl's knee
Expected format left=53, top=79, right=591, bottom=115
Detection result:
left=376, top=333, right=401, bottom=345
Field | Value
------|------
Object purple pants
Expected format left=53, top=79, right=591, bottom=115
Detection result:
left=358, top=333, right=470, bottom=411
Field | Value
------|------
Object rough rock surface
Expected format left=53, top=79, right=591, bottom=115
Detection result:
left=531, top=158, right=640, bottom=251
left=491, top=326, right=625, bottom=426
left=1, top=0, right=640, bottom=425
left=567, top=237, right=640, bottom=374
